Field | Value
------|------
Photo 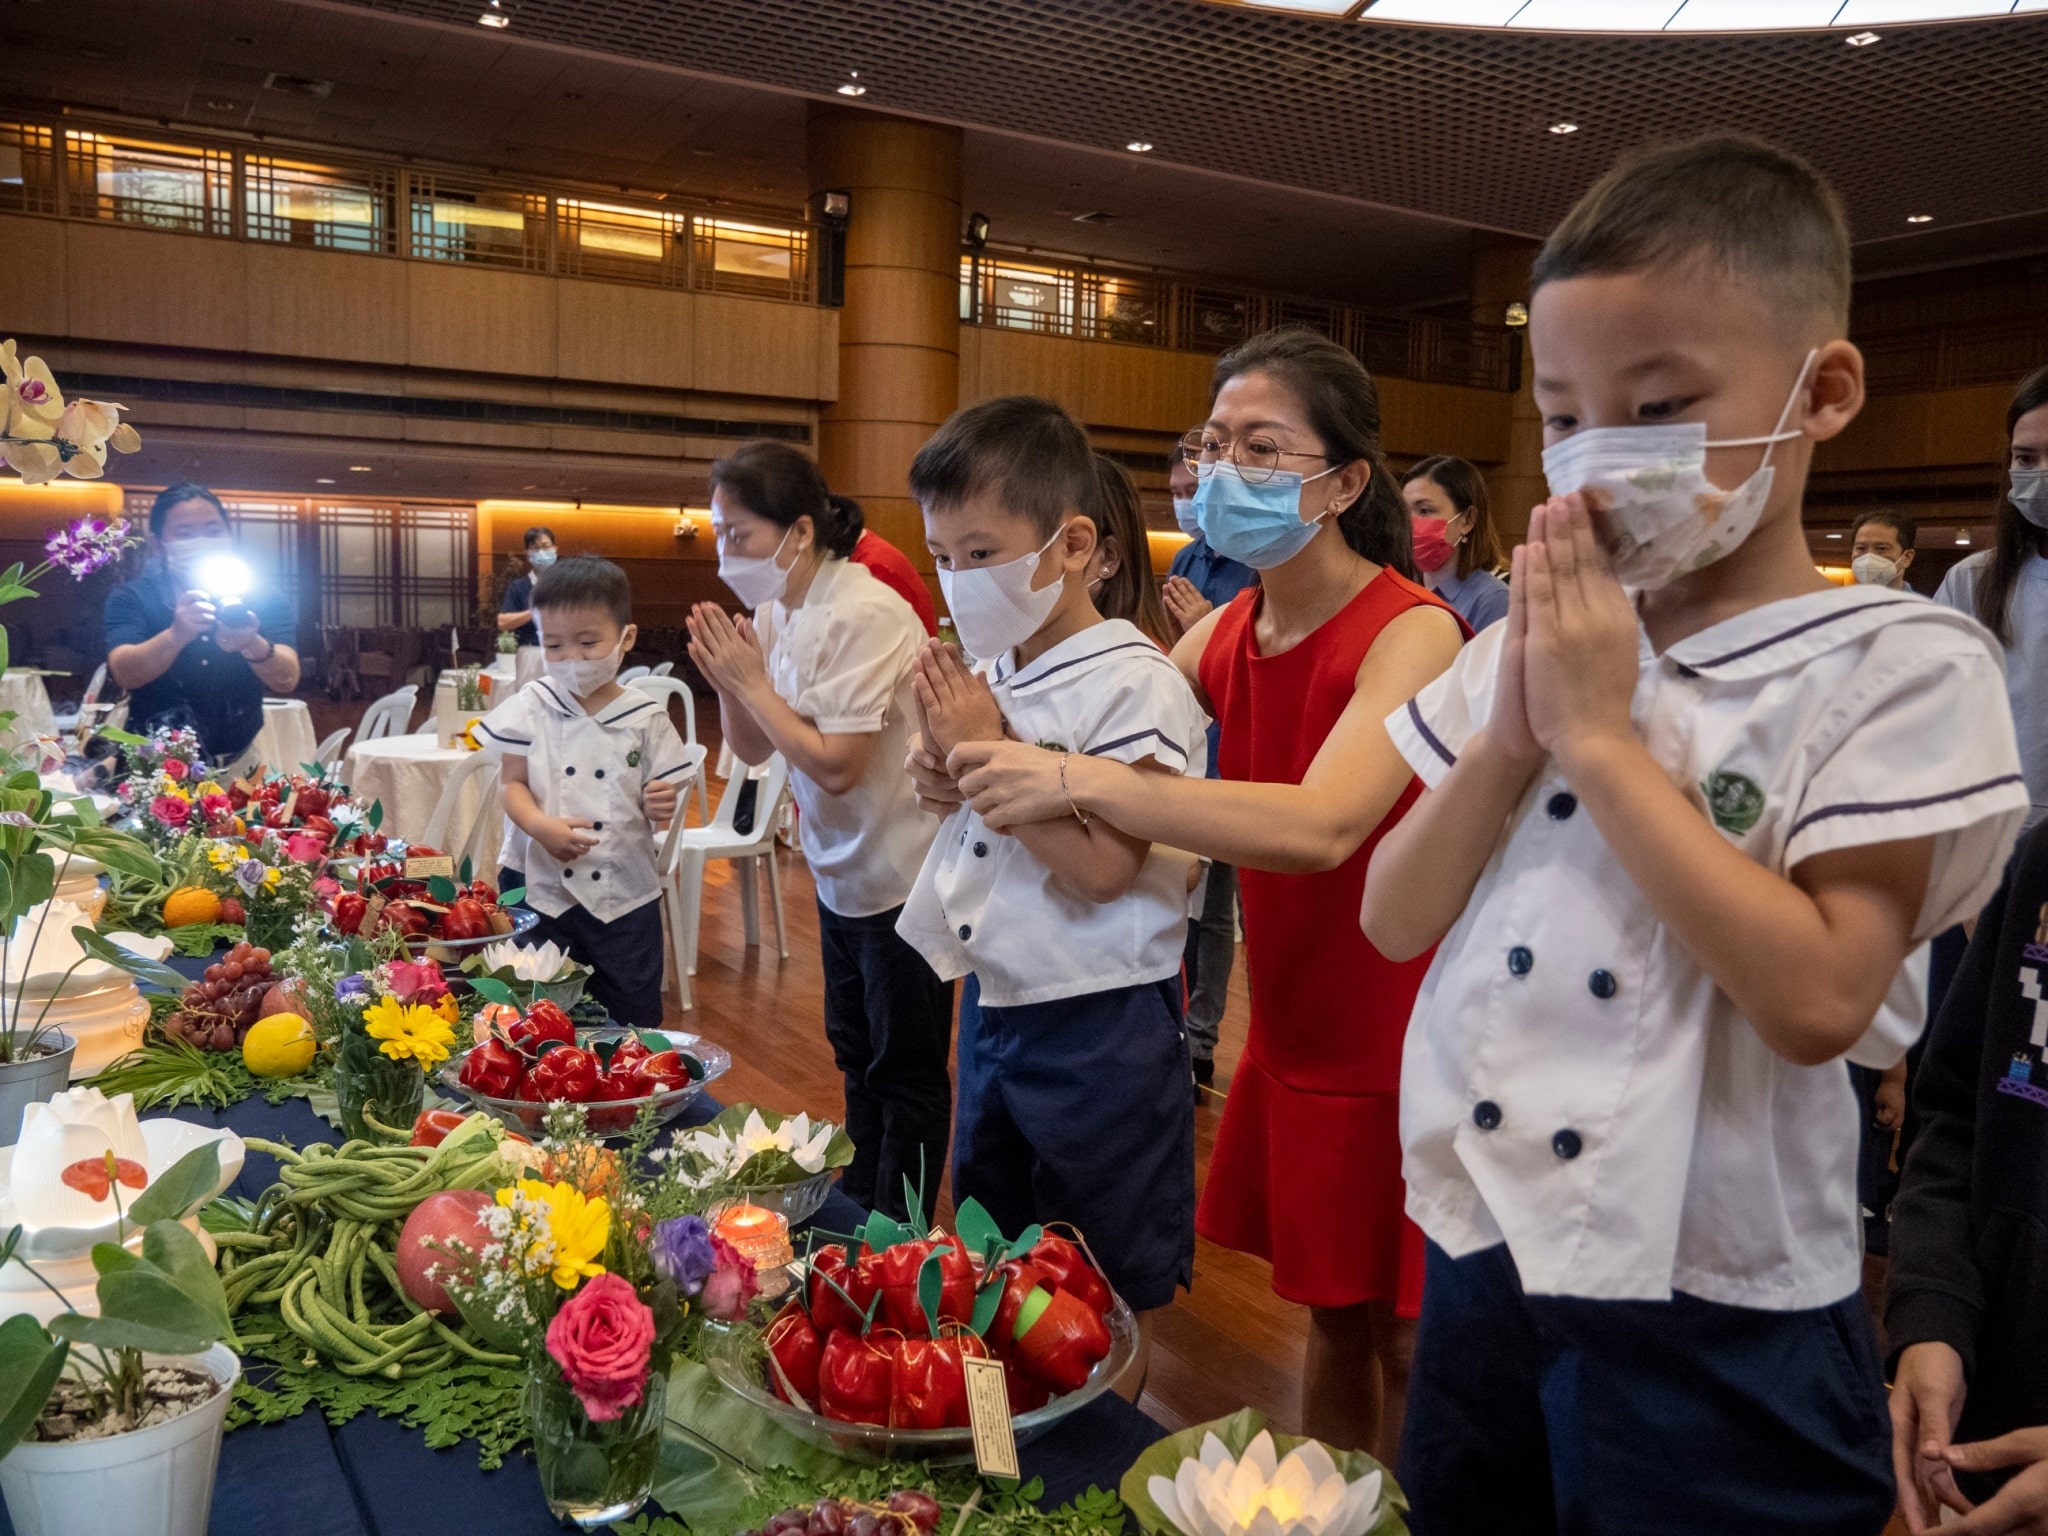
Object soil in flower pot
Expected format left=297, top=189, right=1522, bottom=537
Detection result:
left=31, top=1364, right=218, bottom=1443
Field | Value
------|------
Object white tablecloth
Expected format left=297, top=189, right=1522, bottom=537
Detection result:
left=343, top=734, right=496, bottom=849
left=0, top=672, right=56, bottom=753
left=249, top=698, right=319, bottom=775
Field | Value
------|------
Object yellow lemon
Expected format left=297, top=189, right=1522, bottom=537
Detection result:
left=242, top=1014, right=316, bottom=1078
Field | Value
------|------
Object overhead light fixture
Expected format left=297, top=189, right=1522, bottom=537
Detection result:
left=1845, top=31, right=1881, bottom=46
left=1504, top=301, right=1529, bottom=328
left=315, top=477, right=335, bottom=485
left=1548, top=122, right=1579, bottom=135
left=1957, top=533, right=1971, bottom=545
left=1826, top=532, right=1843, bottom=539
left=965, top=211, right=990, bottom=249
left=836, top=71, right=866, bottom=97
left=348, top=465, right=373, bottom=472
left=1352, top=2, right=2025, bottom=33
left=477, top=1, right=509, bottom=27
left=1906, top=213, right=1934, bottom=224
left=1126, top=141, right=1154, bottom=153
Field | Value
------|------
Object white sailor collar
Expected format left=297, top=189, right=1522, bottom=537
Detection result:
left=1652, top=583, right=1986, bottom=683
left=528, top=677, right=663, bottom=727
left=992, top=620, right=1163, bottom=694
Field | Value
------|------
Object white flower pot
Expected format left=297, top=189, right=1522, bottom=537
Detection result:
left=0, top=1344, right=240, bottom=1536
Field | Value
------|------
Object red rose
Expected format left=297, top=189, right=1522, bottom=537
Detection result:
left=544, top=1273, right=656, bottom=1422
left=699, top=1233, right=759, bottom=1321
left=385, top=959, right=449, bottom=1006
left=149, top=794, right=191, bottom=829
left=283, top=832, right=327, bottom=864
left=161, top=757, right=189, bottom=782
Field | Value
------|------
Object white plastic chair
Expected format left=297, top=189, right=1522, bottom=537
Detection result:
left=650, top=661, right=675, bottom=677
left=417, top=749, right=503, bottom=874
left=315, top=727, right=352, bottom=767
left=357, top=685, right=419, bottom=743
left=660, top=752, right=791, bottom=1010
left=617, top=665, right=650, bottom=685
left=626, top=675, right=710, bottom=824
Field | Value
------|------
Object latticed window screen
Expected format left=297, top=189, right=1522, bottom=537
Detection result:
left=64, top=130, right=232, bottom=235
left=408, top=177, right=543, bottom=270
left=0, top=122, right=58, bottom=217
left=244, top=156, right=397, bottom=253
left=396, top=507, right=471, bottom=629
left=556, top=198, right=686, bottom=286
left=692, top=218, right=812, bottom=301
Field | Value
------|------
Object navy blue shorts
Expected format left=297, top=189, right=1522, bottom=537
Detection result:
left=954, top=974, right=1195, bottom=1312
left=1401, top=1240, right=1893, bottom=1536
left=500, top=869, right=665, bottom=1030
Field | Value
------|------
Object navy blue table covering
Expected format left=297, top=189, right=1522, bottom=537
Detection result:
left=4, top=953, right=1165, bottom=1535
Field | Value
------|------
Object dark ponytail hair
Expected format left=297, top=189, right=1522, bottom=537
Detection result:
left=1085, top=456, right=1173, bottom=649
left=708, top=440, right=863, bottom=559
left=1208, top=327, right=1416, bottom=579
left=1975, top=364, right=2048, bottom=648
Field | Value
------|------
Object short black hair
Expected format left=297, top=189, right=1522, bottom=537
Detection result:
left=1852, top=508, right=1917, bottom=549
left=531, top=554, right=631, bottom=625
left=148, top=483, right=227, bottom=535
left=1532, top=133, right=1851, bottom=335
left=523, top=525, right=556, bottom=550
left=909, top=396, right=1095, bottom=540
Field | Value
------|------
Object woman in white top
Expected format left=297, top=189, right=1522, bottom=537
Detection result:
left=684, top=442, right=949, bottom=1222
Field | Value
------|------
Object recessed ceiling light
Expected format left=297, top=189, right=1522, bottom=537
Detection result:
left=1826, top=532, right=1843, bottom=539
left=1906, top=213, right=1934, bottom=224
left=315, top=477, right=335, bottom=485
left=477, top=5, right=509, bottom=27
left=1957, top=533, right=1971, bottom=545
left=836, top=71, right=866, bottom=97
left=1548, top=122, right=1579, bottom=135
left=348, top=465, right=373, bottom=472
left=1845, top=31, right=1881, bottom=46
left=1126, top=141, right=1154, bottom=153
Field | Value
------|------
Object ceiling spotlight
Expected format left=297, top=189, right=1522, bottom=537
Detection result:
left=836, top=71, right=866, bottom=97
left=1126, top=141, right=1154, bottom=153
left=1826, top=532, right=1843, bottom=539
left=1906, top=213, right=1934, bottom=224
left=477, top=1, right=509, bottom=27
left=315, top=477, right=335, bottom=485
left=1548, top=122, right=1579, bottom=135
left=965, top=211, right=990, bottom=250
left=1844, top=31, right=1880, bottom=46
left=348, top=464, right=373, bottom=472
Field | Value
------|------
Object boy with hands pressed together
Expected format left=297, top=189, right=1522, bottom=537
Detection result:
left=1363, top=136, right=2026, bottom=1533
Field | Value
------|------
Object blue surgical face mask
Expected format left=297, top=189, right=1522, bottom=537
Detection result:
left=1171, top=495, right=1200, bottom=536
left=529, top=547, right=558, bottom=569
left=1193, top=460, right=1340, bottom=570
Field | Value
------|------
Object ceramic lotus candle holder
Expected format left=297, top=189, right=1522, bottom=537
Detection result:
left=1148, top=1430, right=1386, bottom=1536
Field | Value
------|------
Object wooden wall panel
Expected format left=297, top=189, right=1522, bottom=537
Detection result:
left=404, top=263, right=557, bottom=379
left=0, top=217, right=68, bottom=337
left=1076, top=344, right=1212, bottom=435
left=835, top=344, right=960, bottom=425
left=65, top=224, right=246, bottom=353
left=1816, top=384, right=2012, bottom=473
left=1378, top=379, right=1513, bottom=465
left=244, top=245, right=408, bottom=366
left=838, top=268, right=957, bottom=348
left=958, top=327, right=1081, bottom=410
left=692, top=294, right=835, bottom=400
left=556, top=281, right=695, bottom=392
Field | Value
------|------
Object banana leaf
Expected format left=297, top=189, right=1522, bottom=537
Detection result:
left=1119, top=1409, right=1409, bottom=1536
left=649, top=1356, right=866, bottom=1531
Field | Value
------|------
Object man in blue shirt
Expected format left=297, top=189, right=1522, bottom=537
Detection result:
left=497, top=525, right=557, bottom=686
left=1163, top=447, right=1257, bottom=1093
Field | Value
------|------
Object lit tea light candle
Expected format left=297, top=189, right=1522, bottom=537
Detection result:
left=714, top=1203, right=793, bottom=1272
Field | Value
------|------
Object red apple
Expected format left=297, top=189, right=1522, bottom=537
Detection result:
left=395, top=1188, right=494, bottom=1314
left=260, top=979, right=312, bottom=1023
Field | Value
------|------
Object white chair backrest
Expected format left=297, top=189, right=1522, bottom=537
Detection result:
left=625, top=675, right=699, bottom=752
left=79, top=663, right=107, bottom=713
left=704, top=751, right=790, bottom=846
left=418, top=749, right=502, bottom=871
left=650, top=661, right=675, bottom=677
left=655, top=743, right=711, bottom=877
left=315, top=727, right=352, bottom=767
left=617, top=665, right=650, bottom=685
left=358, top=685, right=419, bottom=743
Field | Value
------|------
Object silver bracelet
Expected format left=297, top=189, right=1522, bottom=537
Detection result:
left=1059, top=751, right=1092, bottom=827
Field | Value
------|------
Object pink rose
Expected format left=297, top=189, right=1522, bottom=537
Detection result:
left=283, top=832, right=327, bottom=864
left=161, top=757, right=189, bottom=781
left=313, top=876, right=341, bottom=901
left=697, top=1233, right=759, bottom=1321
left=198, top=792, right=233, bottom=824
left=386, top=959, right=449, bottom=1006
left=545, top=1273, right=656, bottom=1422
left=149, top=794, right=191, bottom=829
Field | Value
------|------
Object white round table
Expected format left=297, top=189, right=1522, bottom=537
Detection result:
left=249, top=698, right=319, bottom=775
left=0, top=672, right=57, bottom=753
left=342, top=733, right=498, bottom=850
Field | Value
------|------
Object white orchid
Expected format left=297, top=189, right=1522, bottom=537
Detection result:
left=1149, top=1432, right=1384, bottom=1536
left=668, top=1108, right=839, bottom=1184
left=477, top=938, right=585, bottom=982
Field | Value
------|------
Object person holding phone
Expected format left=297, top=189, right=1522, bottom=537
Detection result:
left=103, top=483, right=299, bottom=772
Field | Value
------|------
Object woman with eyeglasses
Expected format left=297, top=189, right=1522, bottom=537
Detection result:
left=922, top=327, right=1468, bottom=1462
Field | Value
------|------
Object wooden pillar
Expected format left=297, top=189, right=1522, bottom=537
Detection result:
left=807, top=107, right=963, bottom=567
left=1470, top=235, right=1546, bottom=546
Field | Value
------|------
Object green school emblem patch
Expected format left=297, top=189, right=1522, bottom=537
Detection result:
left=627, top=749, right=642, bottom=767
left=1702, top=769, right=1765, bottom=835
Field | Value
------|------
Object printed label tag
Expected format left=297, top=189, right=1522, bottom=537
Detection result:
left=962, top=1355, right=1019, bottom=1480
left=404, top=855, right=456, bottom=879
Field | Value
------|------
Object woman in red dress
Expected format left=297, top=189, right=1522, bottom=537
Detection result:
left=933, top=327, right=1466, bottom=1461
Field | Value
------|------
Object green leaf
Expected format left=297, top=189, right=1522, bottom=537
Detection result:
left=368, top=799, right=384, bottom=831
left=0, top=625, right=12, bottom=678
left=73, top=927, right=189, bottom=994
left=56, top=1226, right=227, bottom=1356
left=496, top=886, right=524, bottom=906
left=299, top=762, right=324, bottom=779
left=427, top=874, right=458, bottom=904
left=101, top=727, right=146, bottom=747
left=53, top=826, right=161, bottom=881
left=467, top=976, right=516, bottom=1008
left=954, top=1196, right=1001, bottom=1258
left=901, top=1173, right=927, bottom=1238
left=1003, top=1224, right=1044, bottom=1264
left=0, top=1313, right=66, bottom=1461
left=1119, top=1409, right=1410, bottom=1536
left=458, top=855, right=474, bottom=886
left=136, top=1220, right=235, bottom=1345
left=13, top=851, right=54, bottom=913
left=970, top=1275, right=1003, bottom=1339
left=917, top=1248, right=946, bottom=1340
left=128, top=1140, right=223, bottom=1223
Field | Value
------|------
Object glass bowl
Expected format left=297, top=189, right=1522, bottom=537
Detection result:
left=414, top=905, right=538, bottom=964
left=702, top=1297, right=1139, bottom=1465
left=709, top=1168, right=840, bottom=1229
left=438, top=1028, right=730, bottom=1138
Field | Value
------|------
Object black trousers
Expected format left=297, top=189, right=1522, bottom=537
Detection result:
left=500, top=868, right=665, bottom=1030
left=816, top=898, right=954, bottom=1222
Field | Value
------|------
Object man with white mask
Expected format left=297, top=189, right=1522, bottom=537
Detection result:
left=1850, top=509, right=1917, bottom=590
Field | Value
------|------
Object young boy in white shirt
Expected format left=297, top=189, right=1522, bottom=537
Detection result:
left=899, top=395, right=1209, bottom=1348
left=477, top=555, right=692, bottom=1028
left=1363, top=136, right=2026, bottom=1532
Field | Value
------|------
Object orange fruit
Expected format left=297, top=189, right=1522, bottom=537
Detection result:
left=162, top=886, right=222, bottom=928
left=541, top=1143, right=622, bottom=1200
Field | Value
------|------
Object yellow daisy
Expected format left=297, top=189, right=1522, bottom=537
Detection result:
left=495, top=1179, right=610, bottom=1290
left=362, top=995, right=456, bottom=1069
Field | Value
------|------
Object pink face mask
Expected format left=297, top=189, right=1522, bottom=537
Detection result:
left=1411, top=515, right=1455, bottom=574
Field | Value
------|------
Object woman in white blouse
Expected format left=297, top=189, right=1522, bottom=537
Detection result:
left=684, top=442, right=950, bottom=1222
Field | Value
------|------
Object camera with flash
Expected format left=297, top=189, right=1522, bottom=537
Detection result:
left=195, top=553, right=257, bottom=630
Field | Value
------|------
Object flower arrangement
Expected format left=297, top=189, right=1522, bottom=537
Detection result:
left=661, top=1104, right=854, bottom=1196
left=0, top=340, right=142, bottom=484
left=323, top=939, right=460, bottom=1138
left=111, top=728, right=215, bottom=840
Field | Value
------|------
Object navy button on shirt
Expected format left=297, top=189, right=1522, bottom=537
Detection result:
left=101, top=567, right=294, bottom=764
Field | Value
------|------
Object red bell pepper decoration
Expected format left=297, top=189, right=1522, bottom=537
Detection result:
left=933, top=1233, right=977, bottom=1327
left=765, top=1300, right=822, bottom=1407
left=296, top=783, right=331, bottom=819
left=529, top=1044, right=599, bottom=1103
left=1010, top=1283, right=1111, bottom=1395
left=408, top=1109, right=469, bottom=1147
left=1028, top=1231, right=1112, bottom=1317
left=990, top=1259, right=1053, bottom=1352
left=817, top=1331, right=893, bottom=1425
left=511, top=1000, right=577, bottom=1052
left=377, top=901, right=430, bottom=940
left=587, top=1065, right=644, bottom=1132
left=809, top=1244, right=878, bottom=1334
left=628, top=1050, right=689, bottom=1097
left=607, top=1036, right=651, bottom=1072
left=439, top=897, right=493, bottom=941
left=876, top=1238, right=936, bottom=1337
left=331, top=891, right=369, bottom=936
left=457, top=1038, right=525, bottom=1099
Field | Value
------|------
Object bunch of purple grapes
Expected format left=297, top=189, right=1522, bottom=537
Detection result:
left=166, top=942, right=276, bottom=1051
left=742, top=1491, right=943, bottom=1536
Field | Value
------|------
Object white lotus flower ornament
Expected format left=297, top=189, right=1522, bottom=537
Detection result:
left=668, top=1109, right=840, bottom=1181
left=478, top=938, right=583, bottom=982
left=1149, top=1431, right=1383, bottom=1536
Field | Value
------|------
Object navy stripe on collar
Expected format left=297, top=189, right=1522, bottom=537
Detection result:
left=1008, top=638, right=1163, bottom=693
left=598, top=697, right=657, bottom=725
left=1684, top=599, right=1916, bottom=672
left=1406, top=699, right=1457, bottom=769
left=1787, top=773, right=2025, bottom=839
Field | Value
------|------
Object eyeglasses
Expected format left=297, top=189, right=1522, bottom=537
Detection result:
left=1178, top=429, right=1331, bottom=486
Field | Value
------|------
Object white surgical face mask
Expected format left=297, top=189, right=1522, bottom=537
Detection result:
left=1172, top=495, right=1200, bottom=536
left=718, top=525, right=796, bottom=610
left=545, top=640, right=623, bottom=698
left=1541, top=350, right=1818, bottom=591
left=167, top=535, right=234, bottom=581
left=937, top=524, right=1067, bottom=661
left=2011, top=468, right=2048, bottom=529
left=1851, top=552, right=1900, bottom=587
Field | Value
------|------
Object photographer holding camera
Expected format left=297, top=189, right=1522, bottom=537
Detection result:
left=103, top=483, right=299, bottom=772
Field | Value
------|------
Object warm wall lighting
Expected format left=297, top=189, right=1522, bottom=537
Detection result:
left=477, top=2, right=509, bottom=27
left=348, top=464, right=373, bottom=472
left=1504, top=301, right=1529, bottom=328
left=1906, top=214, right=1934, bottom=224
left=315, top=477, right=335, bottom=485
left=1126, top=140, right=1155, bottom=153
left=1548, top=122, right=1579, bottom=135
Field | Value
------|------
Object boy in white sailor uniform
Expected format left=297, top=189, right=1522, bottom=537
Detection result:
left=476, top=556, right=691, bottom=1029
left=1363, top=137, right=2027, bottom=1533
left=898, top=396, right=1209, bottom=1361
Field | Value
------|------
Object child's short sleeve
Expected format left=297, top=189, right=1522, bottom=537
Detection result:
left=1385, top=619, right=1505, bottom=789
left=1077, top=652, right=1210, bottom=776
left=783, top=598, right=919, bottom=735
left=638, top=708, right=693, bottom=785
left=1785, top=636, right=2027, bottom=942
left=473, top=684, right=541, bottom=758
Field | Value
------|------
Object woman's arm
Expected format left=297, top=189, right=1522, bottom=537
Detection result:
left=107, top=588, right=216, bottom=691
left=951, top=604, right=1464, bottom=874
left=686, top=602, right=878, bottom=794
left=496, top=608, right=531, bottom=632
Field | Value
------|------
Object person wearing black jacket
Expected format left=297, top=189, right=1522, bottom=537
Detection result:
left=1887, top=819, right=2048, bottom=1533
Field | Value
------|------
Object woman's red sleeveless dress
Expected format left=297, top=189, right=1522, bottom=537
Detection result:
left=1195, top=568, right=1457, bottom=1312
